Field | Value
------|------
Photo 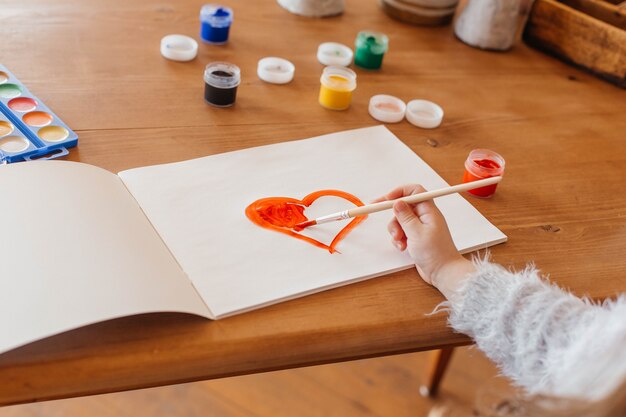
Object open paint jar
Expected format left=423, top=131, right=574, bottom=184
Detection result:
left=200, top=4, right=233, bottom=44
left=204, top=62, right=241, bottom=107
left=318, top=66, right=357, bottom=111
left=354, top=31, right=389, bottom=70
left=462, top=149, right=505, bottom=198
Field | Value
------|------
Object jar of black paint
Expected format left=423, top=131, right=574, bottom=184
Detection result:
left=204, top=62, right=240, bottom=107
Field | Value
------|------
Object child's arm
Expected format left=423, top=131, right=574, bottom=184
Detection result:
left=375, top=185, right=626, bottom=400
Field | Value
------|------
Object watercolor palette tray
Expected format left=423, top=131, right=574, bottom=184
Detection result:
left=0, top=64, right=77, bottom=162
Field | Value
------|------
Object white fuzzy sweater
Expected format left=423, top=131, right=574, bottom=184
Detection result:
left=447, top=261, right=626, bottom=401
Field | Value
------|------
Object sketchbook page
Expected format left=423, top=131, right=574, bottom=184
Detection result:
left=0, top=161, right=210, bottom=354
left=119, top=126, right=506, bottom=318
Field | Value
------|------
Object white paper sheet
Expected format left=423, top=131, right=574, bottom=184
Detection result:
left=0, top=162, right=210, bottom=355
left=119, top=126, right=507, bottom=318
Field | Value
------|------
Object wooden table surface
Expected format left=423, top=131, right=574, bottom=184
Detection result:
left=1, top=0, right=625, bottom=407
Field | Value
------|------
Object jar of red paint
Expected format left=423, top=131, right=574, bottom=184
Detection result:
left=462, top=149, right=505, bottom=198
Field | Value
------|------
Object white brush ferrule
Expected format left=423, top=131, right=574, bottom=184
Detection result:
left=315, top=210, right=351, bottom=225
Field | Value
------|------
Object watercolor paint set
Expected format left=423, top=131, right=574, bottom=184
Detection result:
left=0, top=64, right=78, bottom=163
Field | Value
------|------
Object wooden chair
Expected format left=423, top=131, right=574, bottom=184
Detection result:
left=420, top=348, right=455, bottom=397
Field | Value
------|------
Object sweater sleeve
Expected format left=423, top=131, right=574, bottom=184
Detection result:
left=447, top=260, right=626, bottom=401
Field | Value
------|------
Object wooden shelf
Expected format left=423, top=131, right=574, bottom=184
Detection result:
left=524, top=0, right=626, bottom=87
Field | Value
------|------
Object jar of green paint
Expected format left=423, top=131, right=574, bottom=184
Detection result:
left=354, top=31, right=389, bottom=70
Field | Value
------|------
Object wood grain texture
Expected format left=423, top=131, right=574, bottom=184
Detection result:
left=0, top=0, right=625, bottom=407
left=559, top=0, right=626, bottom=30
left=524, top=0, right=626, bottom=86
left=0, top=348, right=513, bottom=417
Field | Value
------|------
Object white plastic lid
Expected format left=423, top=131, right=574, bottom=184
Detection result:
left=406, top=99, right=444, bottom=128
left=257, top=57, right=295, bottom=84
left=317, top=42, right=353, bottom=67
left=160, top=34, right=198, bottom=62
left=368, top=95, right=406, bottom=123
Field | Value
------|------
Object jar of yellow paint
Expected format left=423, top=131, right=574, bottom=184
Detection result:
left=318, top=66, right=357, bottom=111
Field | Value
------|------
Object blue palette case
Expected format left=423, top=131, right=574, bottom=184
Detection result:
left=0, top=64, right=78, bottom=162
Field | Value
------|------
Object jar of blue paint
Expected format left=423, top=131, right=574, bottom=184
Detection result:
left=200, top=4, right=233, bottom=44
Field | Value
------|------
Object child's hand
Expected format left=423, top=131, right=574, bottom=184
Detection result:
left=373, top=185, right=475, bottom=296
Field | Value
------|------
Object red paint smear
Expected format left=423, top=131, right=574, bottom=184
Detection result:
left=245, top=190, right=367, bottom=253
left=473, top=158, right=500, bottom=170
left=375, top=102, right=400, bottom=112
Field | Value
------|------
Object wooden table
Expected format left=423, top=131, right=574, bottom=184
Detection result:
left=1, top=0, right=625, bottom=407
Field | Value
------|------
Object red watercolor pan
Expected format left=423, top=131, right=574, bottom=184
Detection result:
left=8, top=97, right=38, bottom=113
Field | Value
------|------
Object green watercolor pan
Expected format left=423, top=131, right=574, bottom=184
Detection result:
left=0, top=64, right=78, bottom=162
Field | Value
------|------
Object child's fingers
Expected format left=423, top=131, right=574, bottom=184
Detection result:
left=388, top=218, right=405, bottom=241
left=414, top=199, right=445, bottom=226
left=386, top=184, right=427, bottom=201
left=394, top=200, right=424, bottom=228
left=392, top=237, right=407, bottom=251
left=371, top=184, right=427, bottom=204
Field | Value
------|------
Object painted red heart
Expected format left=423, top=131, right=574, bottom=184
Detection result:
left=245, top=190, right=367, bottom=253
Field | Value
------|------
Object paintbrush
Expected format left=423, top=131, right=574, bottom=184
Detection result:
left=296, top=176, right=503, bottom=229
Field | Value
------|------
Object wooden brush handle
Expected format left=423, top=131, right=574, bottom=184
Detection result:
left=347, top=176, right=502, bottom=218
